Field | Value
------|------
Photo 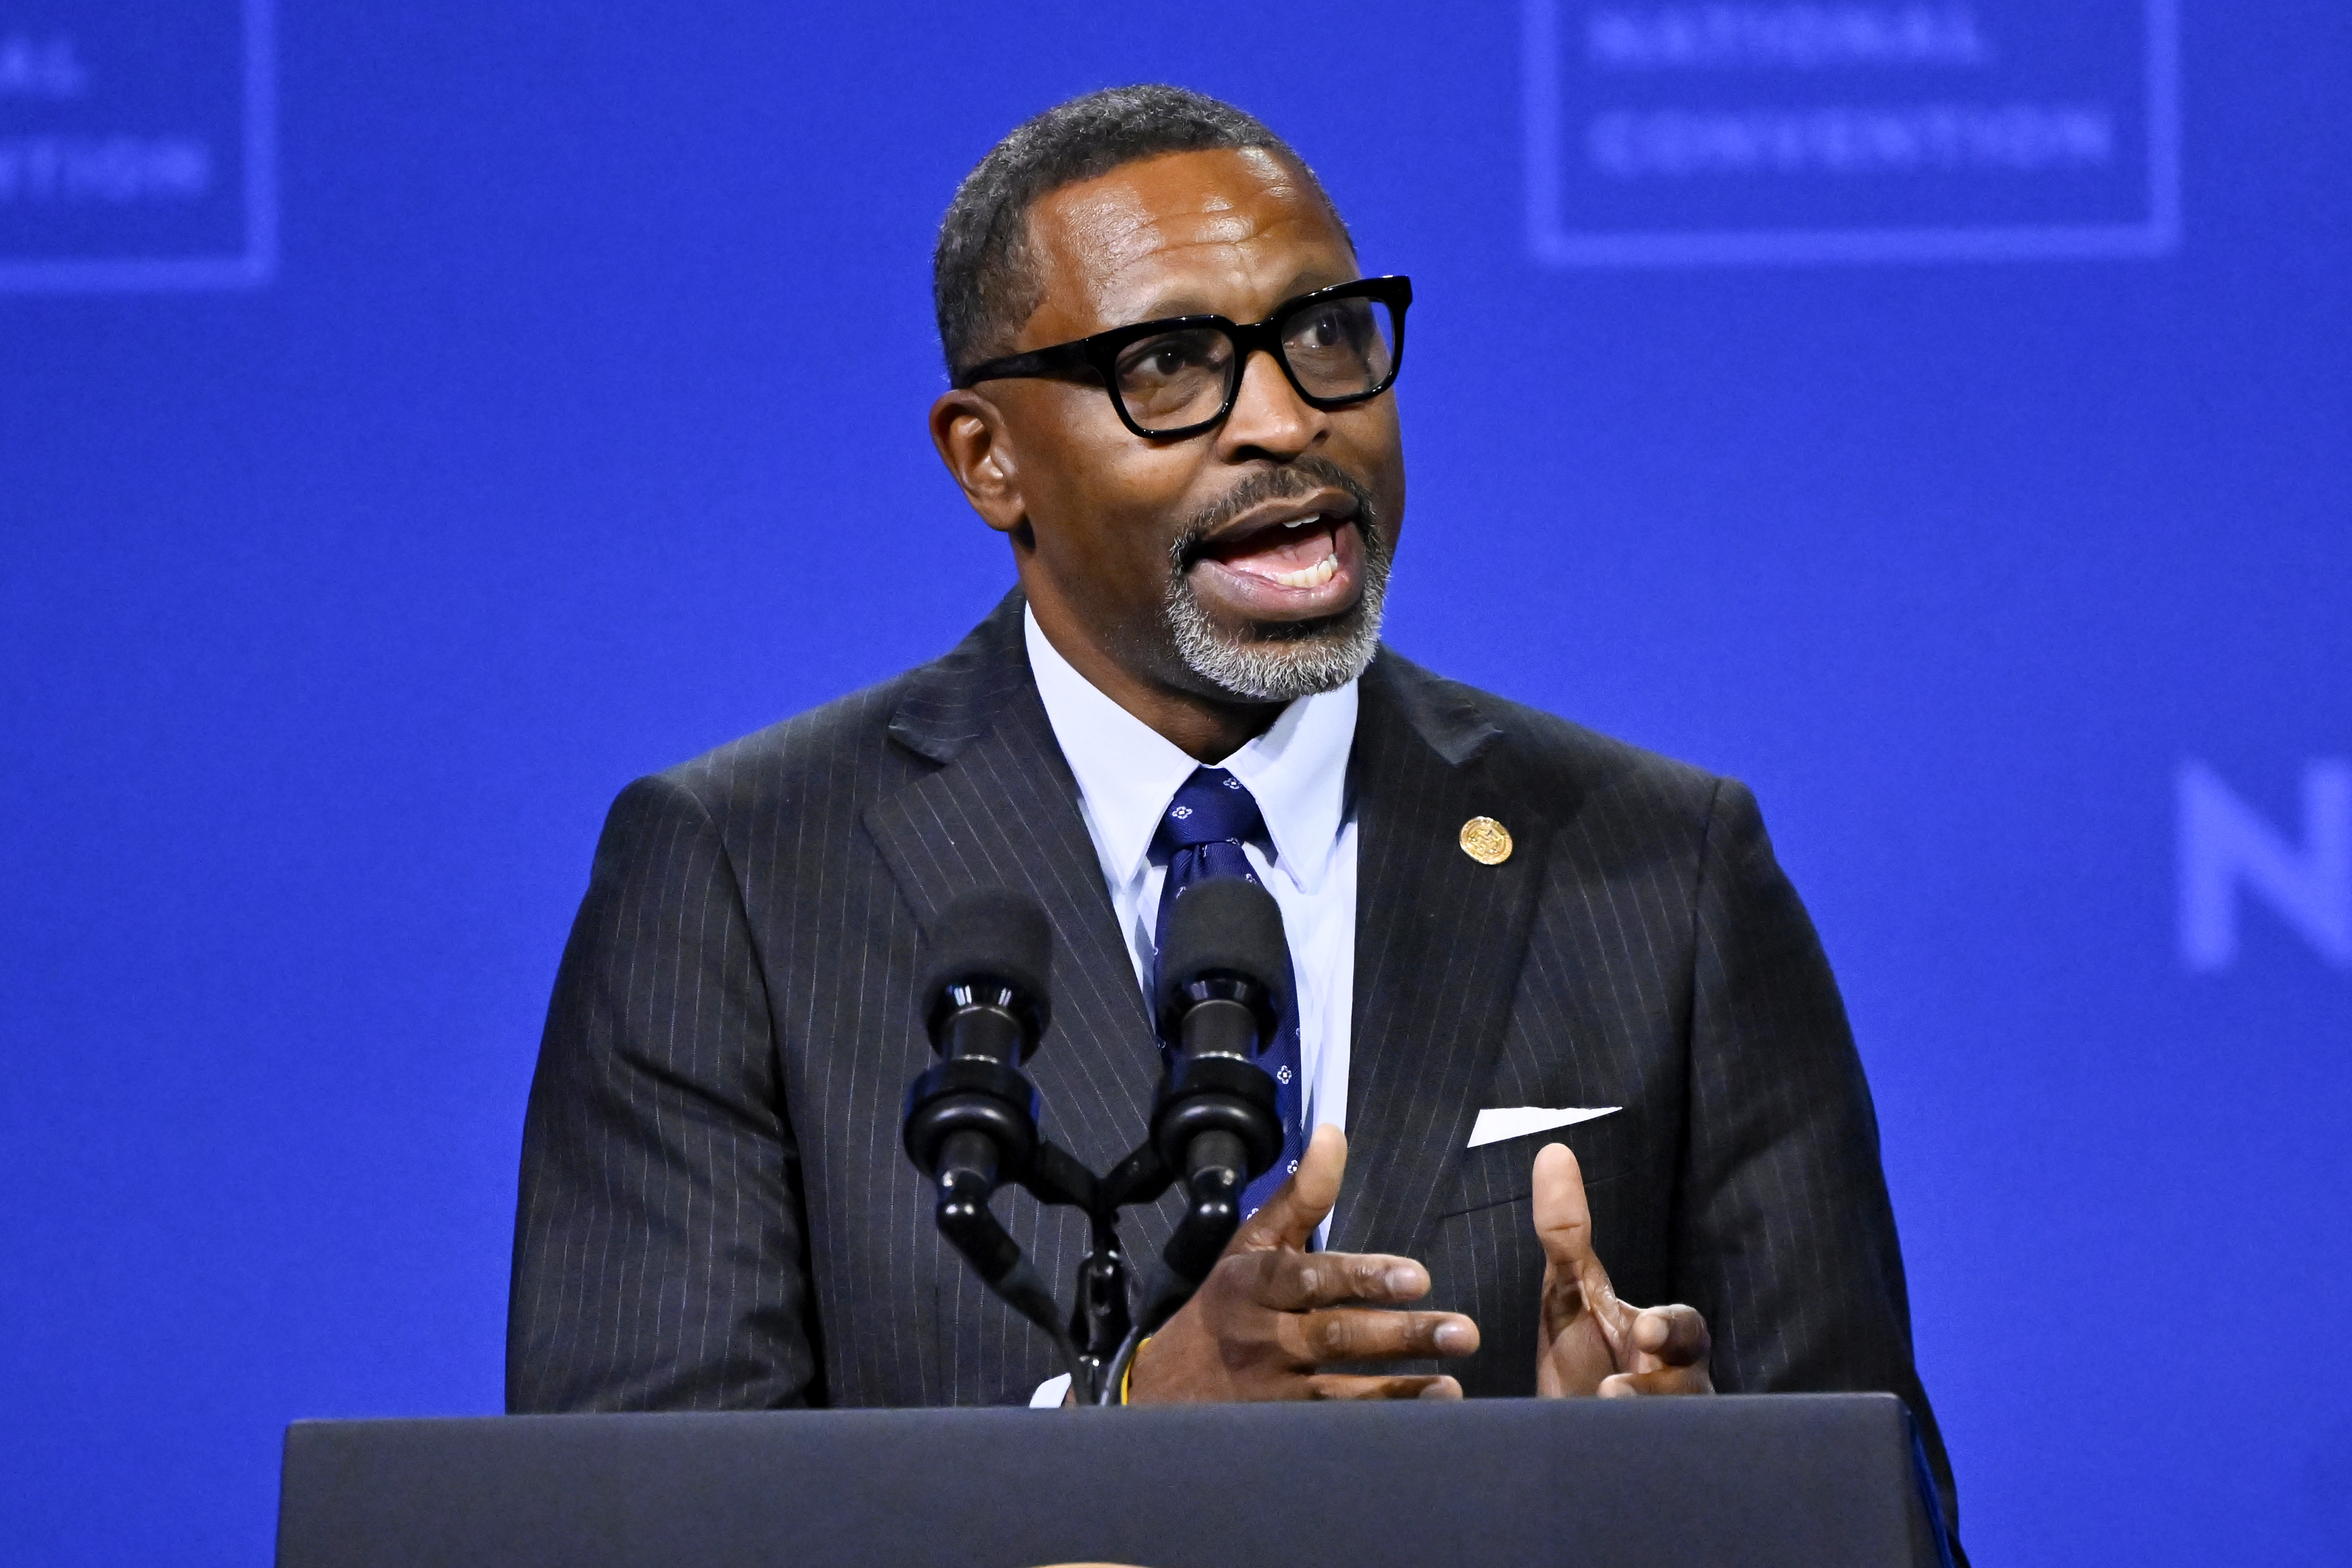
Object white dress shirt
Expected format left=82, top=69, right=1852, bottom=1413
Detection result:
left=1024, top=606, right=1359, bottom=1147
left=1022, top=608, right=1359, bottom=1407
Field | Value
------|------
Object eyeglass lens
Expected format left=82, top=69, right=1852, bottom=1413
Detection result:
left=1109, top=294, right=1399, bottom=435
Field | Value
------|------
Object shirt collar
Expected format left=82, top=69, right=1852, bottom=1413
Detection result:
left=1024, top=604, right=1357, bottom=894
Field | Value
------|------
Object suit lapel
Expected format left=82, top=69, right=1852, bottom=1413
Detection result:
left=1329, top=652, right=1554, bottom=1262
left=859, top=594, right=1162, bottom=1175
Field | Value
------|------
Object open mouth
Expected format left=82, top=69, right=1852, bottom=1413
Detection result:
left=1192, top=509, right=1355, bottom=594
left=1165, top=485, right=1392, bottom=696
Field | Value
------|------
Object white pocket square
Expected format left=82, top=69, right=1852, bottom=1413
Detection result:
left=1466, top=1106, right=1620, bottom=1148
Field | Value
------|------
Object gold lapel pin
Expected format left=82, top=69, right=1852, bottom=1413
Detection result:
left=1459, top=816, right=1512, bottom=865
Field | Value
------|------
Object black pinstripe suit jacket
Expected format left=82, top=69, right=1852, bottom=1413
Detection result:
left=507, top=589, right=1959, bottom=1534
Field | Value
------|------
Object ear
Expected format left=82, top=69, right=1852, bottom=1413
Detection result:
left=929, top=389, right=1028, bottom=536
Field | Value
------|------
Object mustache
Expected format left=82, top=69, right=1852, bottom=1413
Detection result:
left=1169, top=457, right=1382, bottom=570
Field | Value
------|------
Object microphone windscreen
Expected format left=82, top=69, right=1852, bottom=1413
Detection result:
left=921, top=888, right=1053, bottom=1013
left=1153, top=875, right=1291, bottom=1019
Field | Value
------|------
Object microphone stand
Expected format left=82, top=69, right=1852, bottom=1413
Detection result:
left=904, top=879, right=1287, bottom=1405
left=905, top=1082, right=1266, bottom=1405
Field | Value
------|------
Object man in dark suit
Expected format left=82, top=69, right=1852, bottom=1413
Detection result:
left=508, top=83, right=1959, bottom=1541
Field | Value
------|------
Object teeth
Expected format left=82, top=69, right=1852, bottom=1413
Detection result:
left=1267, top=553, right=1339, bottom=589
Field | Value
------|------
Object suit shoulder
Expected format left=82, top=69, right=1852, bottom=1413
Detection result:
left=637, top=667, right=923, bottom=827
left=1497, top=693, right=1724, bottom=813
left=637, top=592, right=1025, bottom=820
left=1382, top=653, right=1728, bottom=818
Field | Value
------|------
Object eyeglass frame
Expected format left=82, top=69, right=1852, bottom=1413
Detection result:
left=949, top=274, right=1413, bottom=442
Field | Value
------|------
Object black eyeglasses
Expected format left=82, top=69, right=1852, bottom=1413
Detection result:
left=953, top=276, right=1412, bottom=441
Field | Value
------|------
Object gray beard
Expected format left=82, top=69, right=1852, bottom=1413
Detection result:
left=1163, top=524, right=1392, bottom=702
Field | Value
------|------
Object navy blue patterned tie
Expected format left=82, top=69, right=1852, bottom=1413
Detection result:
left=1151, top=767, right=1306, bottom=1223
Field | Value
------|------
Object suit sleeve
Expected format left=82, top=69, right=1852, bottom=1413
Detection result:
left=1676, top=778, right=1962, bottom=1552
left=505, top=774, right=821, bottom=1411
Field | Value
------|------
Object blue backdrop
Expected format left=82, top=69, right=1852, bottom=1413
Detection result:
left=4, top=3, right=2347, bottom=1563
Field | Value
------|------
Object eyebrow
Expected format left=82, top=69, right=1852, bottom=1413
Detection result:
left=1128, top=271, right=1358, bottom=325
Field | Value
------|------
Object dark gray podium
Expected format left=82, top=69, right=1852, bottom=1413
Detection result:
left=278, top=1394, right=1950, bottom=1568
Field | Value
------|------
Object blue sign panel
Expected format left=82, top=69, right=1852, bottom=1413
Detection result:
left=0, top=0, right=273, bottom=290
left=1523, top=0, right=2178, bottom=264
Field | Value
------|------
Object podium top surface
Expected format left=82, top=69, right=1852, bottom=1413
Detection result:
left=277, top=1393, right=1945, bottom=1568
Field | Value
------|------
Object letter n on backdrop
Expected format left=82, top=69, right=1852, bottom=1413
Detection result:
left=2177, top=760, right=2352, bottom=971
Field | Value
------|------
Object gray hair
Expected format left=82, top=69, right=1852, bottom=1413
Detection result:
left=933, top=85, right=1349, bottom=379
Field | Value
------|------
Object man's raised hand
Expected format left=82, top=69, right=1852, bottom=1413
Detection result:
left=1127, top=1124, right=1479, bottom=1401
left=1533, top=1141, right=1714, bottom=1397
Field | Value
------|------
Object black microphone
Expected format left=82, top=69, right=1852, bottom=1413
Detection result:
left=920, top=888, right=1051, bottom=1064
left=902, top=889, right=1052, bottom=1193
left=900, top=890, right=1064, bottom=1338
left=1150, top=877, right=1287, bottom=1283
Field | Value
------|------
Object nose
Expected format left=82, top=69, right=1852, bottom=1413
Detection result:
left=1213, top=346, right=1326, bottom=462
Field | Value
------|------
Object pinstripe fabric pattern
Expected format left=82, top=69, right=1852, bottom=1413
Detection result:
left=507, top=589, right=1958, bottom=1545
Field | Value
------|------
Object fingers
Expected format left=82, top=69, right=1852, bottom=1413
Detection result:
left=1530, top=1142, right=1597, bottom=1274
left=1232, top=1123, right=1347, bottom=1253
left=1138, top=1125, right=1486, bottom=1401
left=1598, top=1362, right=1715, bottom=1397
left=1273, top=1306, right=1479, bottom=1366
left=1243, top=1248, right=1430, bottom=1312
left=1305, top=1374, right=1465, bottom=1401
left=1531, top=1154, right=1715, bottom=1403
left=1629, top=1304, right=1711, bottom=1369
left=1595, top=1306, right=1714, bottom=1395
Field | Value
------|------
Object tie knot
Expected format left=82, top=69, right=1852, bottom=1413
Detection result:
left=1155, top=767, right=1267, bottom=855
